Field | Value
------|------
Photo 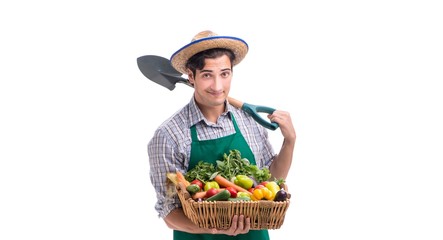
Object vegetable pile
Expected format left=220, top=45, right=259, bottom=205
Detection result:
left=168, top=149, right=290, bottom=202
left=185, top=149, right=271, bottom=184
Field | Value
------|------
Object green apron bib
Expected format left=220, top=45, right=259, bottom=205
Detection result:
left=174, top=114, right=270, bottom=240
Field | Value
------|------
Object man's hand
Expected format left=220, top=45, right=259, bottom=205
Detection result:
left=211, top=215, right=251, bottom=236
left=268, top=110, right=296, bottom=141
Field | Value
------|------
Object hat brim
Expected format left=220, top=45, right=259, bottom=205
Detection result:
left=170, top=36, right=248, bottom=74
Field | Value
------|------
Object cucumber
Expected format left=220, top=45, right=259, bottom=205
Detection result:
left=186, top=184, right=201, bottom=194
left=228, top=197, right=251, bottom=202
left=205, top=189, right=231, bottom=202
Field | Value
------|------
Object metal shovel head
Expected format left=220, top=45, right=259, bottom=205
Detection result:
left=136, top=55, right=189, bottom=91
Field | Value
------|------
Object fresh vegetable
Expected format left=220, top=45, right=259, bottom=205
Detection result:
left=213, top=175, right=252, bottom=195
left=183, top=150, right=272, bottom=186
left=275, top=178, right=286, bottom=187
left=206, top=189, right=231, bottom=202
left=236, top=192, right=252, bottom=200
left=254, top=184, right=265, bottom=189
left=215, top=150, right=272, bottom=183
left=274, top=189, right=289, bottom=202
left=234, top=175, right=254, bottom=189
left=166, top=172, right=178, bottom=185
left=203, top=181, right=220, bottom=191
left=248, top=165, right=271, bottom=183
left=192, top=191, right=207, bottom=200
left=225, top=186, right=238, bottom=198
left=228, top=196, right=251, bottom=201
left=249, top=177, right=259, bottom=188
left=251, top=187, right=273, bottom=201
left=184, top=161, right=216, bottom=183
left=186, top=184, right=201, bottom=194
left=190, top=179, right=204, bottom=190
left=265, top=181, right=281, bottom=200
left=205, top=188, right=219, bottom=198
left=251, top=189, right=263, bottom=200
left=258, top=181, right=269, bottom=187
left=176, top=171, right=190, bottom=187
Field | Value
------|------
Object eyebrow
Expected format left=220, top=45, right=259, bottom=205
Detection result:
left=200, top=68, right=231, bottom=73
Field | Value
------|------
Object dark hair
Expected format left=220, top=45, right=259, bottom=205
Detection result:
left=185, top=48, right=235, bottom=76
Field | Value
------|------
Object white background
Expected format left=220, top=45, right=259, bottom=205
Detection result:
left=1, top=1, right=442, bottom=239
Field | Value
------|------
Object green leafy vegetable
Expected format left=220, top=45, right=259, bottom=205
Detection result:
left=184, top=149, right=272, bottom=184
left=274, top=178, right=286, bottom=186
left=216, top=149, right=271, bottom=183
left=184, top=161, right=216, bottom=183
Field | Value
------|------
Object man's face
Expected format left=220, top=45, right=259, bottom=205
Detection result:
left=188, top=55, right=233, bottom=108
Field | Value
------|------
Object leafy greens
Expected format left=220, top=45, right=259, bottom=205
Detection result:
left=184, top=149, right=271, bottom=184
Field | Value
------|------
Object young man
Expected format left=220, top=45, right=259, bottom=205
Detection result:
left=148, top=30, right=296, bottom=240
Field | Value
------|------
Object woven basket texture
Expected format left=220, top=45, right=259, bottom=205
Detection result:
left=176, top=184, right=291, bottom=230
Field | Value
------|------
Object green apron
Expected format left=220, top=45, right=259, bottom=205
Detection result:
left=174, top=114, right=270, bottom=240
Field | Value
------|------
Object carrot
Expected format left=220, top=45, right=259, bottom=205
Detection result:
left=214, top=175, right=252, bottom=195
left=176, top=170, right=190, bottom=187
left=191, top=191, right=207, bottom=200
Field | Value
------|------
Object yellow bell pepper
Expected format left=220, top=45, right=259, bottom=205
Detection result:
left=251, top=187, right=273, bottom=201
left=265, top=181, right=281, bottom=200
left=204, top=181, right=220, bottom=191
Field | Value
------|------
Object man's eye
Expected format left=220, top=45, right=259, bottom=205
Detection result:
left=221, top=72, right=230, bottom=77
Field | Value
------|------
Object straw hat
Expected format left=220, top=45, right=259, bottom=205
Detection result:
left=170, top=30, right=249, bottom=74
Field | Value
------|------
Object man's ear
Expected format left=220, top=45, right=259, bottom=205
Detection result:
left=187, top=70, right=194, bottom=84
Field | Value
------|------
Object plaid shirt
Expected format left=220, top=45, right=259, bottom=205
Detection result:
left=148, top=97, right=275, bottom=218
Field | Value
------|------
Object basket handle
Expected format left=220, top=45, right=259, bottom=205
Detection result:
left=176, top=182, right=191, bottom=199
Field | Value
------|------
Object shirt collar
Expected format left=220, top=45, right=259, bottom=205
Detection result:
left=188, top=97, right=235, bottom=127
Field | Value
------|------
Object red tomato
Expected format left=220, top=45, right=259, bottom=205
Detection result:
left=205, top=188, right=219, bottom=198
left=255, top=184, right=265, bottom=189
left=190, top=179, right=203, bottom=190
left=258, top=181, right=269, bottom=187
left=225, top=187, right=238, bottom=198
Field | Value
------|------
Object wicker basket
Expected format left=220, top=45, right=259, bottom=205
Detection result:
left=176, top=184, right=291, bottom=230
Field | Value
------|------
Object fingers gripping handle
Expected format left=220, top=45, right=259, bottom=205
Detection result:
left=228, top=97, right=279, bottom=131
